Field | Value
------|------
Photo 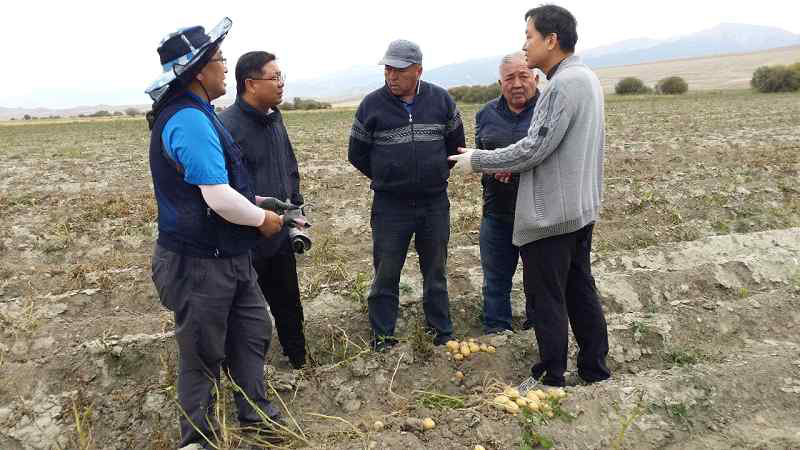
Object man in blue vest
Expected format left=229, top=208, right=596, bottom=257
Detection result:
left=145, top=18, right=297, bottom=447
left=476, top=52, right=540, bottom=335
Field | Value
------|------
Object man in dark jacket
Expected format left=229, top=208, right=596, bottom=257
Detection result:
left=219, top=51, right=308, bottom=369
left=348, top=39, right=465, bottom=351
left=476, top=52, right=539, bottom=334
left=145, top=19, right=289, bottom=447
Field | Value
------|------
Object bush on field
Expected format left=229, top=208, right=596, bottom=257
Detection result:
left=281, top=97, right=332, bottom=110
left=656, top=76, right=688, bottom=94
left=90, top=110, right=111, bottom=117
left=751, top=64, right=800, bottom=93
left=125, top=108, right=140, bottom=116
left=448, top=83, right=501, bottom=104
left=614, top=77, right=651, bottom=95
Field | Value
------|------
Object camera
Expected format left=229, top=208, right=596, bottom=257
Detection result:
left=288, top=227, right=312, bottom=254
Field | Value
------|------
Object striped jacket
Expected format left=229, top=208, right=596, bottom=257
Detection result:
left=348, top=81, right=465, bottom=198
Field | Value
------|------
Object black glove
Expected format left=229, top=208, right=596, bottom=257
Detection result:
left=259, top=197, right=300, bottom=214
left=284, top=207, right=311, bottom=229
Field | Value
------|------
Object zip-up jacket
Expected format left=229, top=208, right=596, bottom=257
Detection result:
left=149, top=93, right=260, bottom=258
left=219, top=98, right=303, bottom=257
left=471, top=54, right=605, bottom=245
left=475, top=94, right=538, bottom=223
left=348, top=81, right=465, bottom=198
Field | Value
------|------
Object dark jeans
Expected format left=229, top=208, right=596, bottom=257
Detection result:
left=252, top=241, right=306, bottom=367
left=151, top=245, right=275, bottom=448
left=479, top=215, right=534, bottom=332
left=368, top=192, right=453, bottom=341
left=519, top=224, right=610, bottom=387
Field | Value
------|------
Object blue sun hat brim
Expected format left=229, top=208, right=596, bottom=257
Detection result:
left=145, top=17, right=232, bottom=102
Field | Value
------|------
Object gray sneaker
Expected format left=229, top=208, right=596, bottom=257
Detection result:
left=517, top=376, right=542, bottom=396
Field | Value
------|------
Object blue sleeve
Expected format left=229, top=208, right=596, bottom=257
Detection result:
left=161, top=108, right=229, bottom=185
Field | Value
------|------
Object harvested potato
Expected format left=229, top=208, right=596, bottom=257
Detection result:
left=503, top=387, right=520, bottom=399
left=515, top=398, right=528, bottom=407
left=494, top=394, right=511, bottom=405
left=479, top=343, right=489, bottom=352
left=505, top=402, right=520, bottom=414
left=468, top=342, right=480, bottom=353
left=547, top=388, right=566, bottom=400
left=446, top=340, right=460, bottom=352
left=475, top=446, right=486, bottom=450
left=422, top=417, right=436, bottom=430
left=525, top=391, right=539, bottom=401
left=454, top=353, right=464, bottom=361
left=403, top=417, right=424, bottom=432
left=372, top=420, right=384, bottom=431
left=486, top=346, right=496, bottom=353
left=454, top=371, right=464, bottom=380
left=459, top=343, right=471, bottom=357
left=533, top=389, right=548, bottom=400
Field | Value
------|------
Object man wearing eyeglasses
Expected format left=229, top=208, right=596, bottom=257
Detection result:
left=348, top=39, right=465, bottom=352
left=145, top=20, right=292, bottom=448
left=219, top=51, right=309, bottom=370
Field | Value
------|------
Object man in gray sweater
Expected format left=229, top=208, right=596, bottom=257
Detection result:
left=450, top=4, right=610, bottom=388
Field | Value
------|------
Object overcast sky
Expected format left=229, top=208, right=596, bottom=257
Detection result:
left=4, top=0, right=800, bottom=109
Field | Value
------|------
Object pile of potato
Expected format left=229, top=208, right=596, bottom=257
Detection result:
left=490, top=386, right=566, bottom=417
left=445, top=338, right=496, bottom=361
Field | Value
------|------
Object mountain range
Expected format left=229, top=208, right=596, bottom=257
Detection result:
left=2, top=23, right=799, bottom=119
left=283, top=23, right=800, bottom=101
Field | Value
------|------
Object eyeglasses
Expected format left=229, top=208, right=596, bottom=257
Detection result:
left=249, top=72, right=285, bottom=83
left=210, top=57, right=227, bottom=65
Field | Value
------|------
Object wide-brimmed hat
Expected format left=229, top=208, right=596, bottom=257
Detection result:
left=145, top=17, right=232, bottom=102
left=378, top=39, right=422, bottom=69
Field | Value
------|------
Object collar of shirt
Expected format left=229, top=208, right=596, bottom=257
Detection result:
left=546, top=59, right=564, bottom=80
left=184, top=91, right=214, bottom=115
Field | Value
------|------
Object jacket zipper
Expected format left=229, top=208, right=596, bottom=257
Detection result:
left=409, top=112, right=416, bottom=185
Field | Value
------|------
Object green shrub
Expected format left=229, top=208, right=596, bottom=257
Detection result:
left=282, top=97, right=331, bottom=110
left=656, top=76, right=688, bottom=95
left=751, top=65, right=800, bottom=93
left=614, top=77, right=650, bottom=95
left=448, top=83, right=501, bottom=104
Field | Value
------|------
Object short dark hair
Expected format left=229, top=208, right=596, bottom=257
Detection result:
left=525, top=5, right=577, bottom=53
left=235, top=51, right=277, bottom=95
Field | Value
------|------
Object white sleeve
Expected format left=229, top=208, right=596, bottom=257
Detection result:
left=199, top=184, right=266, bottom=227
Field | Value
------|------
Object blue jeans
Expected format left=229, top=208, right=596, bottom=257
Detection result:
left=480, top=215, right=533, bottom=332
left=368, top=192, right=453, bottom=341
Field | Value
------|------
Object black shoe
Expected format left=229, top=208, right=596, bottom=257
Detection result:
left=433, top=334, right=453, bottom=346
left=565, top=372, right=609, bottom=387
left=288, top=354, right=306, bottom=370
left=372, top=336, right=399, bottom=353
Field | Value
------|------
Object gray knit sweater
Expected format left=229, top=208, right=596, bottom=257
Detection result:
left=471, top=54, right=604, bottom=246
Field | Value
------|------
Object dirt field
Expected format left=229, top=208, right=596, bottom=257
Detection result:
left=1, top=90, right=799, bottom=449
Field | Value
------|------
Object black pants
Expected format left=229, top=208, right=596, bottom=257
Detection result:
left=252, top=241, right=306, bottom=367
left=367, top=192, right=453, bottom=341
left=151, top=245, right=275, bottom=448
left=520, top=224, right=610, bottom=386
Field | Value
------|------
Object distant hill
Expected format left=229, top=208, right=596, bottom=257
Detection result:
left=594, top=44, right=800, bottom=92
left=3, top=23, right=799, bottom=119
left=287, top=23, right=800, bottom=102
left=584, top=23, right=800, bottom=68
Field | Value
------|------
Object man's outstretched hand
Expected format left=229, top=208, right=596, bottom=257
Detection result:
left=448, top=148, right=476, bottom=175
